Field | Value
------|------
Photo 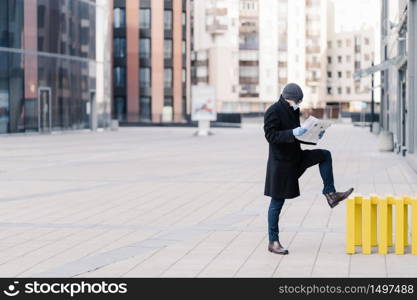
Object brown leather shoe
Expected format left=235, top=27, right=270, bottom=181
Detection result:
left=268, top=241, right=289, bottom=255
left=325, top=187, right=354, bottom=208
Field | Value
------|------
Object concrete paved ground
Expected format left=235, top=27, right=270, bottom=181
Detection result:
left=0, top=123, right=416, bottom=278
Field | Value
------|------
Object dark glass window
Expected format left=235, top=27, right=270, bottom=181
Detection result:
left=139, top=38, right=151, bottom=58
left=140, top=97, right=151, bottom=121
left=1, top=0, right=24, bottom=48
left=140, top=68, right=151, bottom=87
left=114, top=38, right=126, bottom=58
left=164, top=68, right=172, bottom=87
left=164, top=10, right=172, bottom=30
left=164, top=97, right=173, bottom=106
left=140, top=8, right=151, bottom=29
left=115, top=97, right=126, bottom=120
left=182, top=40, right=186, bottom=55
left=114, top=8, right=126, bottom=28
left=164, top=39, right=172, bottom=59
left=114, top=67, right=126, bottom=87
left=37, top=5, right=46, bottom=28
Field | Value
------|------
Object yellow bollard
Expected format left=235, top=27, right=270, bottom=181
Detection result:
left=371, top=195, right=378, bottom=246
left=354, top=196, right=362, bottom=245
left=346, top=194, right=417, bottom=255
left=404, top=196, right=410, bottom=247
left=395, top=198, right=405, bottom=254
left=362, top=197, right=372, bottom=254
left=378, top=197, right=388, bottom=254
left=346, top=197, right=356, bottom=254
left=387, top=196, right=393, bottom=247
left=412, top=198, right=417, bottom=255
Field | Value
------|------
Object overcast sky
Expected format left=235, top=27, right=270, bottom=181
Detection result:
left=333, top=0, right=379, bottom=32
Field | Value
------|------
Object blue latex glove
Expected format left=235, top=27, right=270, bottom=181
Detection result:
left=292, top=127, right=307, bottom=137
left=318, top=130, right=325, bottom=139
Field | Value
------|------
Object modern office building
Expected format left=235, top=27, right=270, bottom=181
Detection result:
left=380, top=0, right=417, bottom=169
left=324, top=28, right=375, bottom=112
left=112, top=0, right=190, bottom=124
left=0, top=0, right=112, bottom=134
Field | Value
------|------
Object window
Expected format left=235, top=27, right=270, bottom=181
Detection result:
left=114, top=8, right=126, bottom=28
left=182, top=12, right=186, bottom=26
left=337, top=40, right=342, bottom=47
left=327, top=87, right=332, bottom=95
left=114, top=38, right=126, bottom=58
left=164, top=10, right=172, bottom=30
left=164, top=97, right=173, bottom=106
left=327, top=71, right=332, bottom=78
left=164, top=68, right=172, bottom=87
left=337, top=87, right=342, bottom=94
left=164, top=39, right=172, bottom=59
left=346, top=87, right=351, bottom=94
left=327, top=56, right=332, bottom=64
left=140, top=97, right=151, bottom=121
left=364, top=37, right=370, bottom=45
left=337, top=56, right=342, bottom=63
left=364, top=53, right=370, bottom=61
left=114, top=67, right=126, bottom=87
left=182, top=40, right=186, bottom=55
left=140, top=38, right=151, bottom=58
left=115, top=97, right=126, bottom=120
left=346, top=71, right=351, bottom=78
left=346, top=39, right=351, bottom=47
left=327, top=41, right=332, bottom=48
left=182, top=68, right=186, bottom=83
left=239, top=66, right=259, bottom=77
left=140, top=8, right=151, bottom=29
left=338, top=71, right=342, bottom=78
left=140, top=68, right=151, bottom=87
left=346, top=55, right=351, bottom=63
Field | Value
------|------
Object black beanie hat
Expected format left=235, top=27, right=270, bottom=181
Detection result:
left=282, top=83, right=304, bottom=102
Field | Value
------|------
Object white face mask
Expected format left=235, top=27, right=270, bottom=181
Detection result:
left=291, top=103, right=300, bottom=110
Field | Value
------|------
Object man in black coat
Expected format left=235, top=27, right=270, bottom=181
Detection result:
left=264, top=83, right=354, bottom=255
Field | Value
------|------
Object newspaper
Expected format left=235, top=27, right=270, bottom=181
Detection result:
left=296, top=116, right=331, bottom=144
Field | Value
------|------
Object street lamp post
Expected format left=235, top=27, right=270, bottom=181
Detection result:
left=370, top=61, right=375, bottom=132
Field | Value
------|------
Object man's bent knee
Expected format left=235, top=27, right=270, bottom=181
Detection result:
left=321, top=149, right=332, bottom=161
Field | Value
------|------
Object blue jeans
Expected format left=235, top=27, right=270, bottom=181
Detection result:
left=268, top=149, right=336, bottom=242
left=268, top=198, right=285, bottom=242
left=318, top=150, right=336, bottom=194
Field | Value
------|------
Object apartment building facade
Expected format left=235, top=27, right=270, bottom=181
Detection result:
left=192, top=0, right=279, bottom=113
left=191, top=0, right=331, bottom=113
left=324, top=28, right=375, bottom=112
left=112, top=0, right=190, bottom=123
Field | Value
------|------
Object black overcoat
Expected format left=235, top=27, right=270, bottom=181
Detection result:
left=263, top=96, right=325, bottom=199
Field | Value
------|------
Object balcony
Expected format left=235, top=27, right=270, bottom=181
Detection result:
left=206, top=7, right=228, bottom=16
left=239, top=77, right=259, bottom=85
left=306, top=45, right=321, bottom=54
left=306, top=78, right=320, bottom=86
left=206, top=22, right=227, bottom=35
left=306, top=61, right=321, bottom=69
left=206, top=17, right=228, bottom=35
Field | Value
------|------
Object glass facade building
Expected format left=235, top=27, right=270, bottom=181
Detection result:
left=0, top=0, right=111, bottom=134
